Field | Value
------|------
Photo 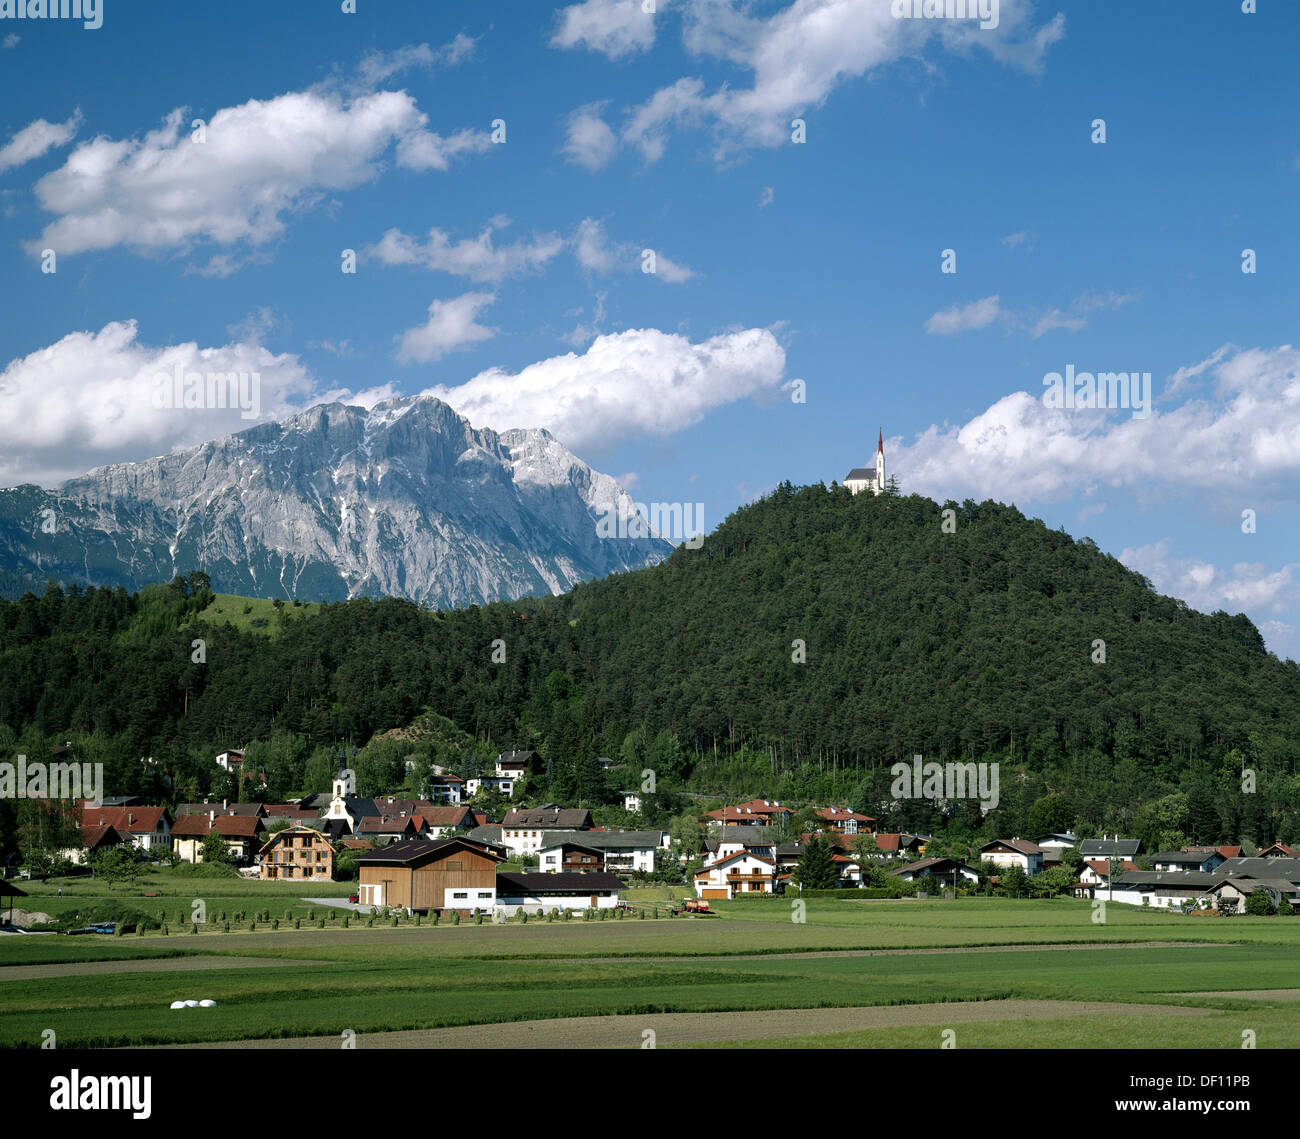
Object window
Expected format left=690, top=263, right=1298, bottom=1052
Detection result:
left=452, top=892, right=468, bottom=899
left=477, top=892, right=492, bottom=899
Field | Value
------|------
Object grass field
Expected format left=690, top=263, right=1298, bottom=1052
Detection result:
left=3, top=884, right=1299, bottom=1049
left=196, top=593, right=322, bottom=637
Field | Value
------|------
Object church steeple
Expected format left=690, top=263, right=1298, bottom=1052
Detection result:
left=877, top=428, right=883, bottom=455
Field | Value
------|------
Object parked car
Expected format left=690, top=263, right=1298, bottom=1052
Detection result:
left=348, top=893, right=359, bottom=903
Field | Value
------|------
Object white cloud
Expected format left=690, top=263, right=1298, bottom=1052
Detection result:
left=28, top=90, right=489, bottom=258
left=1120, top=541, right=1298, bottom=648
left=0, top=111, right=81, bottom=173
left=1029, top=291, right=1139, bottom=338
left=563, top=293, right=608, bottom=348
left=0, top=320, right=316, bottom=487
left=924, top=290, right=1138, bottom=337
left=551, top=0, right=660, bottom=58
left=396, top=292, right=498, bottom=364
left=758, top=186, right=774, bottom=208
left=562, top=103, right=619, bottom=171
left=367, top=218, right=564, bottom=282
left=617, top=0, right=1064, bottom=163
left=2, top=33, right=19, bottom=49
left=925, top=295, right=1003, bottom=335
left=357, top=35, right=477, bottom=86
left=1001, top=229, right=1032, bottom=249
left=573, top=217, right=693, bottom=282
left=896, top=343, right=1300, bottom=508
left=422, top=325, right=785, bottom=450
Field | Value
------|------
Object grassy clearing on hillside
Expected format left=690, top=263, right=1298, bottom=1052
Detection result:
left=196, top=593, right=321, bottom=637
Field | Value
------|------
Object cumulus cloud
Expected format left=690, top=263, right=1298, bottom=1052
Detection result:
left=422, top=325, right=785, bottom=450
left=925, top=295, right=1003, bottom=335
left=606, top=0, right=1064, bottom=163
left=895, top=343, right=1300, bottom=509
left=551, top=0, right=661, bottom=58
left=0, top=320, right=316, bottom=487
left=1120, top=540, right=1298, bottom=619
left=396, top=292, right=498, bottom=364
left=366, top=217, right=563, bottom=282
left=27, top=90, right=489, bottom=258
left=562, top=103, right=619, bottom=171
left=0, top=111, right=81, bottom=173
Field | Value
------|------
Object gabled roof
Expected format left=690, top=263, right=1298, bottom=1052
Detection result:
left=696, top=851, right=775, bottom=874
left=1152, top=850, right=1222, bottom=865
left=890, top=857, right=977, bottom=876
left=263, top=805, right=319, bottom=819
left=80, top=823, right=125, bottom=850
left=981, top=838, right=1044, bottom=856
left=502, top=808, right=592, bottom=828
left=417, top=806, right=473, bottom=827
left=713, top=826, right=777, bottom=845
left=176, top=802, right=266, bottom=817
left=1217, top=857, right=1300, bottom=882
left=259, top=826, right=335, bottom=854
left=171, top=814, right=263, bottom=838
left=79, top=806, right=169, bottom=834
left=1083, top=860, right=1140, bottom=877
left=815, top=806, right=876, bottom=823
left=1079, top=838, right=1141, bottom=858
left=354, top=836, right=508, bottom=866
left=356, top=816, right=424, bottom=835
left=538, top=829, right=663, bottom=851
left=871, top=833, right=922, bottom=852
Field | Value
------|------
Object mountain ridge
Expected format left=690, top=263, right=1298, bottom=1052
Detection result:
left=0, top=395, right=672, bottom=608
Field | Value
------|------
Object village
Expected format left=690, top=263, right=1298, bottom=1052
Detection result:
left=12, top=746, right=1299, bottom=923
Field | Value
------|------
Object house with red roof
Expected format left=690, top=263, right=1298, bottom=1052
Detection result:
left=78, top=805, right=172, bottom=855
left=814, top=806, right=877, bottom=835
left=171, top=812, right=265, bottom=864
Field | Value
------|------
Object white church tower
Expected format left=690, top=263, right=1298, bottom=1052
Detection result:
left=844, top=429, right=886, bottom=495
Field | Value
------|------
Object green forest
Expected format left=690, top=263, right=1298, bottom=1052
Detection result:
left=1, top=482, right=1298, bottom=853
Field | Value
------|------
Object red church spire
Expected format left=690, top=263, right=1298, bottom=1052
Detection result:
left=877, top=428, right=883, bottom=455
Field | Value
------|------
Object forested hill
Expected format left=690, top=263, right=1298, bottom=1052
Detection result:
left=0, top=482, right=1297, bottom=795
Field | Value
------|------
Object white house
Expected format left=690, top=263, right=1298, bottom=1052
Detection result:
left=539, top=829, right=665, bottom=875
left=694, top=851, right=776, bottom=899
left=215, top=749, right=244, bottom=774
left=498, top=808, right=593, bottom=857
left=979, top=838, right=1045, bottom=875
left=622, top=791, right=642, bottom=813
left=465, top=775, right=515, bottom=798
left=78, top=806, right=171, bottom=855
left=495, top=751, right=533, bottom=778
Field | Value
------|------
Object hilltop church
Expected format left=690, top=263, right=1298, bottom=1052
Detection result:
left=844, top=430, right=886, bottom=495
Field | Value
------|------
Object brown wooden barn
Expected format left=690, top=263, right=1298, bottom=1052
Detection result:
left=354, top=836, right=506, bottom=914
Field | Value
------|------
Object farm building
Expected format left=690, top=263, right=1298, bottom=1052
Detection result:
left=354, top=836, right=506, bottom=913
left=494, top=872, right=622, bottom=915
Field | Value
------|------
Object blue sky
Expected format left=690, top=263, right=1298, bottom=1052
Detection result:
left=0, top=0, right=1297, bottom=657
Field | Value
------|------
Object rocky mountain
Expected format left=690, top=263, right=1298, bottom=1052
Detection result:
left=0, top=396, right=672, bottom=607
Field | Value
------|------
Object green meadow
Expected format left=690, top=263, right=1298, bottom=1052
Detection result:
left=3, top=890, right=1300, bottom=1048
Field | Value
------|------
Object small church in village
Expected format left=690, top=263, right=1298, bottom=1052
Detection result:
left=844, top=430, right=886, bottom=495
